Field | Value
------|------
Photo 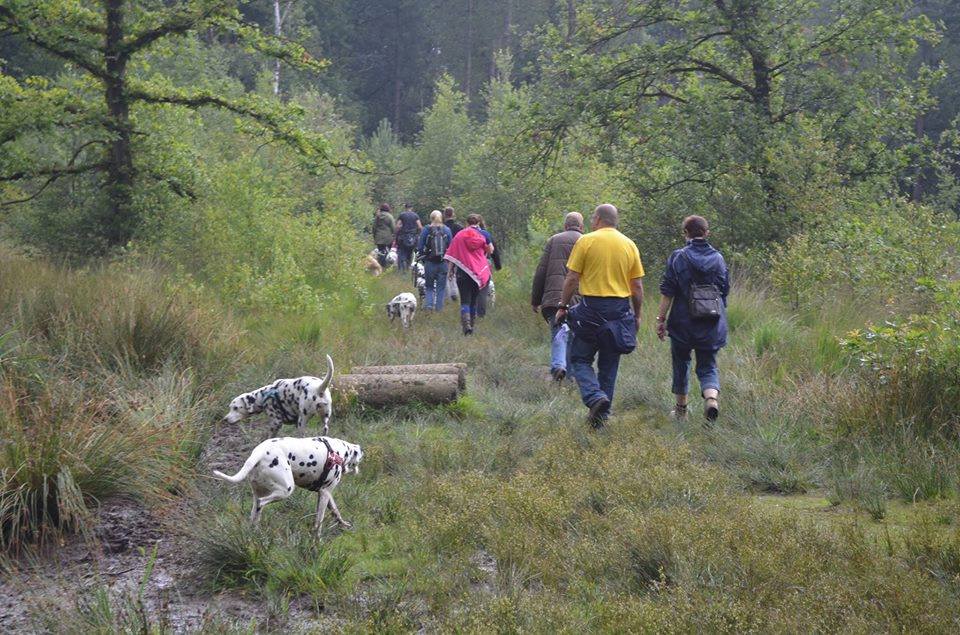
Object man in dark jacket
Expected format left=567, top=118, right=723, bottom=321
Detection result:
left=655, top=215, right=729, bottom=422
left=443, top=207, right=463, bottom=237
left=395, top=203, right=422, bottom=273
left=531, top=212, right=583, bottom=381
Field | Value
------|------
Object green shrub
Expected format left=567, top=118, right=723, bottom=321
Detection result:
left=770, top=200, right=957, bottom=311
left=841, top=279, right=960, bottom=439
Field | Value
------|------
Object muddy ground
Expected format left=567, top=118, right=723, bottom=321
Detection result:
left=0, top=419, right=335, bottom=633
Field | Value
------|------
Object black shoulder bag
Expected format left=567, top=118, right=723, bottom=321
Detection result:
left=679, top=249, right=723, bottom=321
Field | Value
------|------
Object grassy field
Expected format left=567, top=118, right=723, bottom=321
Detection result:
left=1, top=249, right=959, bottom=632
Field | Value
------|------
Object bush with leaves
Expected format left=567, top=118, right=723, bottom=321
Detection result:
left=770, top=200, right=958, bottom=310
left=841, top=279, right=960, bottom=439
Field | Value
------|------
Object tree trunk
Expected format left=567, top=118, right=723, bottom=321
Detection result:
left=351, top=363, right=467, bottom=390
left=464, top=0, right=474, bottom=101
left=392, top=1, right=403, bottom=132
left=566, top=0, right=576, bottom=42
left=103, top=0, right=134, bottom=248
left=273, top=0, right=282, bottom=96
left=335, top=373, right=462, bottom=407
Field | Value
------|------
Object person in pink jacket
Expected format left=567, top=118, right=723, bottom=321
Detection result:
left=444, top=213, right=494, bottom=335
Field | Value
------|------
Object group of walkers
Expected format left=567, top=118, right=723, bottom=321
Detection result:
left=372, top=204, right=501, bottom=334
left=532, top=204, right=729, bottom=428
left=375, top=201, right=729, bottom=428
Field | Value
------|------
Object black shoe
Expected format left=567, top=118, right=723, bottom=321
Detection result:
left=588, top=398, right=610, bottom=428
left=551, top=368, right=566, bottom=383
left=704, top=398, right=719, bottom=422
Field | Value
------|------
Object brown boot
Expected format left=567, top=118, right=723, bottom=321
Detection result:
left=461, top=312, right=473, bottom=335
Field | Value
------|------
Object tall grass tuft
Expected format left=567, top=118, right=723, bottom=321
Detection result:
left=0, top=250, right=242, bottom=552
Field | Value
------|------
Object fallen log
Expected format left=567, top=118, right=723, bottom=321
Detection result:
left=334, top=373, right=461, bottom=407
left=351, top=363, right=467, bottom=390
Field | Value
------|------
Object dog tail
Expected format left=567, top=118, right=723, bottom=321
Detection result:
left=212, top=447, right=265, bottom=484
left=318, top=354, right=334, bottom=393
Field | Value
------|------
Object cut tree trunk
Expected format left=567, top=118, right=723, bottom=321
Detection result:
left=350, top=363, right=466, bottom=390
left=335, top=373, right=461, bottom=407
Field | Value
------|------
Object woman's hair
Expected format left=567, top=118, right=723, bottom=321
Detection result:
left=443, top=206, right=455, bottom=219
left=430, top=210, right=443, bottom=225
left=466, top=213, right=482, bottom=226
left=682, top=215, right=709, bottom=238
left=378, top=203, right=391, bottom=213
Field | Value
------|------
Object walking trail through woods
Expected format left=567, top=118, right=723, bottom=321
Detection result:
left=1, top=271, right=959, bottom=633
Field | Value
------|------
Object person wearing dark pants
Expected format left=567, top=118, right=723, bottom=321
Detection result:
left=475, top=218, right=501, bottom=318
left=395, top=203, right=422, bottom=273
left=444, top=214, right=494, bottom=335
left=556, top=204, right=645, bottom=429
left=656, top=215, right=729, bottom=422
left=531, top=212, right=584, bottom=381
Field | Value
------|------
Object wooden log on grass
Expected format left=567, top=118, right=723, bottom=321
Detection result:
left=350, top=363, right=467, bottom=390
left=335, top=373, right=461, bottom=407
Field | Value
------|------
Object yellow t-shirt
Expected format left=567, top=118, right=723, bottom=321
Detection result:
left=566, top=227, right=644, bottom=297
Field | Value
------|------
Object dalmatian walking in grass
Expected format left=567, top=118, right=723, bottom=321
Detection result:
left=386, top=292, right=418, bottom=328
left=213, top=435, right=362, bottom=536
left=222, top=355, right=335, bottom=435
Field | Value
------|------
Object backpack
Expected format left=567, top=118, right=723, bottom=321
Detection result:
left=679, top=248, right=723, bottom=320
left=422, top=226, right=448, bottom=259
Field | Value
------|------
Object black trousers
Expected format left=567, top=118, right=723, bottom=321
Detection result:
left=456, top=269, right=481, bottom=315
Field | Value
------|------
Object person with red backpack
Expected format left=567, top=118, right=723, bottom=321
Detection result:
left=417, top=210, right=454, bottom=311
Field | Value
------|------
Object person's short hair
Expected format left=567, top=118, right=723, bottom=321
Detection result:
left=564, top=212, right=584, bottom=231
left=430, top=210, right=443, bottom=224
left=594, top=204, right=618, bottom=227
left=682, top=215, right=709, bottom=238
left=466, top=213, right=482, bottom=226
left=379, top=203, right=391, bottom=213
left=443, top=206, right=455, bottom=219
left=404, top=202, right=413, bottom=209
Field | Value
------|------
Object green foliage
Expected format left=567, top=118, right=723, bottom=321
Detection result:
left=363, top=118, right=411, bottom=208
left=771, top=201, right=958, bottom=310
left=407, top=74, right=473, bottom=210
left=842, top=279, right=960, bottom=439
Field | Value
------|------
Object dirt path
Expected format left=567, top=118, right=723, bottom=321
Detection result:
left=0, top=418, right=330, bottom=633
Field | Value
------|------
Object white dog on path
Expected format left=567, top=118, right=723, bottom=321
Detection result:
left=213, top=436, right=362, bottom=536
left=386, top=292, right=417, bottom=328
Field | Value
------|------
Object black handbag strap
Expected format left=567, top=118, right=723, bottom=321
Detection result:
left=678, top=247, right=706, bottom=285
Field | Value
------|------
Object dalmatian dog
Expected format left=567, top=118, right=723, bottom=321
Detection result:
left=222, top=355, right=335, bottom=435
left=213, top=435, right=363, bottom=536
left=386, top=292, right=417, bottom=328
left=411, top=259, right=427, bottom=299
left=385, top=246, right=398, bottom=268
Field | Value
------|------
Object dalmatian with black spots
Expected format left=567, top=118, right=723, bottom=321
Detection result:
left=412, top=258, right=427, bottom=299
left=386, top=292, right=417, bottom=328
left=213, top=435, right=363, bottom=535
left=222, top=355, right=335, bottom=436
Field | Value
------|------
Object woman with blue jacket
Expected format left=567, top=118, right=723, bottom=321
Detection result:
left=655, top=215, right=730, bottom=422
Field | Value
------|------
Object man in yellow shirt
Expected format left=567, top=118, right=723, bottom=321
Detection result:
left=556, top=204, right=644, bottom=428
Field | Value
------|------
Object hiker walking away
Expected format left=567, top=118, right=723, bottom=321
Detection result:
left=475, top=217, right=502, bottom=319
left=531, top=212, right=584, bottom=382
left=443, top=206, right=463, bottom=237
left=556, top=204, right=644, bottom=429
left=372, top=203, right=395, bottom=266
left=656, top=215, right=729, bottom=422
left=395, top=203, right=422, bottom=273
left=417, top=210, right=453, bottom=311
left=444, top=213, right=494, bottom=335
left=443, top=207, right=462, bottom=303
